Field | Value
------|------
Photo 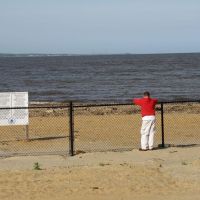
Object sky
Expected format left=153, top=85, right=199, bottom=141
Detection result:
left=0, top=0, right=200, bottom=54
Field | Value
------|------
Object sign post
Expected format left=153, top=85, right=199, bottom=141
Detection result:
left=0, top=92, right=29, bottom=140
left=25, top=125, right=29, bottom=141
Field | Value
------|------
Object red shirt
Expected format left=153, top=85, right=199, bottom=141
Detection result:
left=133, top=97, right=158, bottom=117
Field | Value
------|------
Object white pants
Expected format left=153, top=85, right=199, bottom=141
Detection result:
left=140, top=119, right=156, bottom=150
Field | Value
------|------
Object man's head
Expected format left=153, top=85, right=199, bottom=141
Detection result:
left=143, top=91, right=150, bottom=98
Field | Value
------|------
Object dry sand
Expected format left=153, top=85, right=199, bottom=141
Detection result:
left=0, top=147, right=200, bottom=200
left=0, top=103, right=200, bottom=199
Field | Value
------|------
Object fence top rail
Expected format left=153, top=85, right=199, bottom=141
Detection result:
left=73, top=102, right=133, bottom=108
left=158, top=100, right=200, bottom=104
left=0, top=105, right=70, bottom=110
left=73, top=99, right=200, bottom=108
left=0, top=99, right=199, bottom=109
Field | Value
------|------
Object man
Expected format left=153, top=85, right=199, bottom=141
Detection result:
left=133, top=91, right=158, bottom=151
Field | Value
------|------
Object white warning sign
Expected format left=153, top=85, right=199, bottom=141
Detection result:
left=0, top=92, right=29, bottom=126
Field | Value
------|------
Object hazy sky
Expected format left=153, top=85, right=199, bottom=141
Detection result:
left=0, top=0, right=200, bottom=54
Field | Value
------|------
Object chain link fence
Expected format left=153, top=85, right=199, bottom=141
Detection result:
left=73, top=103, right=162, bottom=153
left=163, top=102, right=200, bottom=147
left=0, top=101, right=199, bottom=157
left=0, top=105, right=69, bottom=157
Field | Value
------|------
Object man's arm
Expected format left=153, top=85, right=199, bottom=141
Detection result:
left=133, top=98, right=142, bottom=106
left=153, top=99, right=158, bottom=105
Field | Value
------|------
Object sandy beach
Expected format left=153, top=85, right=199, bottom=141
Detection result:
left=1, top=0, right=200, bottom=199
left=0, top=147, right=200, bottom=200
left=0, top=103, right=200, bottom=199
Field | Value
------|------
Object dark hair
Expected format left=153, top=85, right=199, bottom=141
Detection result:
left=143, top=91, right=150, bottom=97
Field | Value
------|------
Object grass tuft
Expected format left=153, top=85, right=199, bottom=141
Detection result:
left=33, top=162, right=42, bottom=170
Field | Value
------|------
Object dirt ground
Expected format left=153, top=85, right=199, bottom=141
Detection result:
left=0, top=147, right=200, bottom=200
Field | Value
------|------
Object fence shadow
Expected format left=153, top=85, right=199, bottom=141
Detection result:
left=0, top=135, right=68, bottom=143
left=29, top=135, right=68, bottom=142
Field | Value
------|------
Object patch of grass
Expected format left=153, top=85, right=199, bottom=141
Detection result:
left=91, top=186, right=99, bottom=190
left=99, top=163, right=110, bottom=167
left=76, top=150, right=86, bottom=155
left=33, top=162, right=42, bottom=170
left=181, top=161, right=187, bottom=165
left=120, top=163, right=128, bottom=166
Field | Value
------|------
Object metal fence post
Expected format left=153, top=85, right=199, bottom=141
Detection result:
left=25, top=125, right=29, bottom=141
left=161, top=102, right=165, bottom=148
left=69, top=101, right=75, bottom=156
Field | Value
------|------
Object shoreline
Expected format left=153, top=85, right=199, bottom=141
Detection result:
left=27, top=102, right=200, bottom=117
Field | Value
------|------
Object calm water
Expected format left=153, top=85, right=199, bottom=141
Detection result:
left=0, top=53, right=200, bottom=103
